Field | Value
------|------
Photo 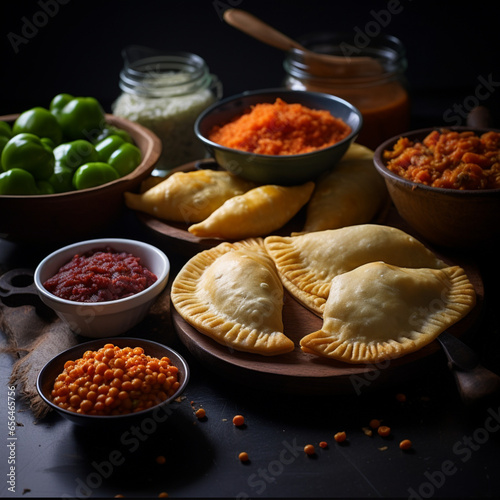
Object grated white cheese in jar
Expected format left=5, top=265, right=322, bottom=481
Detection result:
left=113, top=51, right=222, bottom=173
left=113, top=85, right=216, bottom=171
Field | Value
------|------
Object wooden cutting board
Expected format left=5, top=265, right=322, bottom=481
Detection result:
left=134, top=160, right=484, bottom=394
left=171, top=254, right=483, bottom=395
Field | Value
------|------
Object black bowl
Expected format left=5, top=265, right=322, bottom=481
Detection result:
left=36, top=337, right=189, bottom=427
left=195, top=88, right=363, bottom=185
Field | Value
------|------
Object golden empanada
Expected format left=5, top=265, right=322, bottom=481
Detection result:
left=340, top=142, right=375, bottom=161
left=264, top=224, right=447, bottom=316
left=302, top=144, right=387, bottom=232
left=124, top=169, right=256, bottom=223
left=171, top=238, right=295, bottom=356
left=188, top=182, right=315, bottom=239
left=300, top=262, right=476, bottom=364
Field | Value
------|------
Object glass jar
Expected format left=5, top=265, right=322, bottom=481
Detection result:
left=283, top=33, right=410, bottom=150
left=113, top=45, right=223, bottom=173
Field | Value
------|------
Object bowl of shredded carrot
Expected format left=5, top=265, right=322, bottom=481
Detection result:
left=194, top=88, right=362, bottom=185
left=373, top=126, right=500, bottom=247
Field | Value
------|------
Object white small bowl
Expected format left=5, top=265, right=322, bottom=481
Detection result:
left=34, top=238, right=170, bottom=338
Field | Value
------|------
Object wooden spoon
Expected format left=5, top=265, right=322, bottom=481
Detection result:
left=223, top=8, right=384, bottom=77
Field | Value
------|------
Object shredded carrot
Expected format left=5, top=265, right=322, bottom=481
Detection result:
left=208, top=98, right=351, bottom=155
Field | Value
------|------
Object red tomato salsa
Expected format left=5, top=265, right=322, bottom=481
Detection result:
left=43, top=247, right=157, bottom=302
left=383, top=129, right=500, bottom=190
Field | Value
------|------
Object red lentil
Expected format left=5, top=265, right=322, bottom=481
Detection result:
left=319, top=441, right=328, bottom=449
left=399, top=439, right=412, bottom=450
left=378, top=425, right=391, bottom=437
left=369, top=419, right=381, bottom=429
left=195, top=408, right=206, bottom=419
left=395, top=393, right=407, bottom=402
left=50, top=344, right=179, bottom=415
left=383, top=129, right=500, bottom=190
left=238, top=452, right=250, bottom=462
left=232, top=414, right=245, bottom=427
left=334, top=431, right=347, bottom=443
left=156, top=455, right=166, bottom=465
left=304, top=444, right=316, bottom=456
left=208, top=98, right=352, bottom=155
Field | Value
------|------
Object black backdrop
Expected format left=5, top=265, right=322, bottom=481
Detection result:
left=2, top=0, right=500, bottom=129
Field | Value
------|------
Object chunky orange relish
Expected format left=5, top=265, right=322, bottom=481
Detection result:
left=383, top=129, right=500, bottom=190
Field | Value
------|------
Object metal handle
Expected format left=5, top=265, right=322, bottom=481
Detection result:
left=437, top=331, right=500, bottom=405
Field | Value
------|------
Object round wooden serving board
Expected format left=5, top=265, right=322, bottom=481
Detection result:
left=134, top=159, right=484, bottom=395
left=171, top=253, right=483, bottom=396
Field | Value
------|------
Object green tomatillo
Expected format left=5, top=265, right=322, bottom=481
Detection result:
left=96, top=126, right=134, bottom=145
left=108, top=143, right=142, bottom=176
left=95, top=134, right=125, bottom=162
left=13, top=107, right=63, bottom=146
left=0, top=121, right=13, bottom=155
left=49, top=163, right=74, bottom=193
left=72, top=162, right=119, bottom=190
left=36, top=180, right=55, bottom=195
left=53, top=139, right=99, bottom=170
left=50, top=93, right=106, bottom=142
left=1, top=133, right=55, bottom=180
left=0, top=168, right=39, bottom=195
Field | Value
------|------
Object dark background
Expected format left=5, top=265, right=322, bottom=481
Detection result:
left=2, top=0, right=500, bottom=130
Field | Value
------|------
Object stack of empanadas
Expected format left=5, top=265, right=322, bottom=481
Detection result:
left=124, top=143, right=388, bottom=240
left=171, top=224, right=476, bottom=364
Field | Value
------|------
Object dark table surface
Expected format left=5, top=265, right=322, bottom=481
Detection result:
left=2, top=1, right=500, bottom=499
left=1, top=211, right=500, bottom=500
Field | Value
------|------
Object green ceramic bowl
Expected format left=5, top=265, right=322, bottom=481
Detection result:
left=194, top=88, right=362, bottom=186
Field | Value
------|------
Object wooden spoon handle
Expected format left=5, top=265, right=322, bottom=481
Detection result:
left=223, top=8, right=304, bottom=52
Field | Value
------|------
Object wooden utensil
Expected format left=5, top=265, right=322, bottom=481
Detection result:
left=223, top=8, right=383, bottom=77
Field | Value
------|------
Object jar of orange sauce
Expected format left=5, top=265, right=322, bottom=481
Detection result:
left=283, top=33, right=410, bottom=150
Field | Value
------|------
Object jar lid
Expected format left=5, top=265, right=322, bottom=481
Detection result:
left=284, top=32, right=407, bottom=84
left=119, top=46, right=213, bottom=98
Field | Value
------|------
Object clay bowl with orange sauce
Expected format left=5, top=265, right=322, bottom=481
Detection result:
left=194, top=88, right=363, bottom=185
left=373, top=126, right=500, bottom=248
left=0, top=114, right=161, bottom=244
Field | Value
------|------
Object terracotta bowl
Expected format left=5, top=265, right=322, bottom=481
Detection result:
left=0, top=114, right=161, bottom=243
left=194, top=88, right=362, bottom=185
left=373, top=126, right=500, bottom=248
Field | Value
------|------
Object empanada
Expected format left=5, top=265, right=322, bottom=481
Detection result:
left=300, top=262, right=476, bottom=364
left=302, top=144, right=387, bottom=232
left=340, top=142, right=375, bottom=161
left=188, top=182, right=315, bottom=239
left=124, top=169, right=256, bottom=223
left=171, top=238, right=295, bottom=356
left=264, top=224, right=447, bottom=316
